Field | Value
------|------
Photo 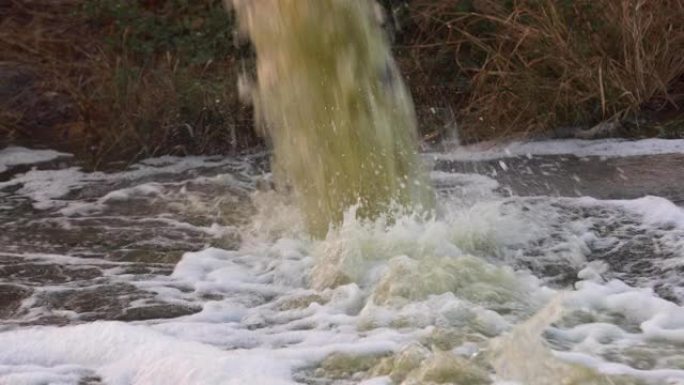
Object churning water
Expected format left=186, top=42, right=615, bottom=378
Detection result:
left=1, top=143, right=684, bottom=384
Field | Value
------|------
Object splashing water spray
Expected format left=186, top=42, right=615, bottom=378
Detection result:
left=232, top=0, right=434, bottom=237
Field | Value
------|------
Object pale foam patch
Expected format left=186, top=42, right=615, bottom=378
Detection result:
left=119, top=153, right=263, bottom=181
left=0, top=154, right=259, bottom=212
left=245, top=189, right=307, bottom=242
left=0, top=364, right=94, bottom=385
left=606, top=195, right=684, bottom=229
left=0, top=322, right=296, bottom=385
left=0, top=168, right=104, bottom=210
left=568, top=280, right=684, bottom=341
left=0, top=146, right=71, bottom=173
left=433, top=138, right=684, bottom=161
left=100, top=183, right=165, bottom=202
left=58, top=178, right=243, bottom=221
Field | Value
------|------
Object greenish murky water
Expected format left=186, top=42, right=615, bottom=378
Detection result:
left=233, top=0, right=433, bottom=237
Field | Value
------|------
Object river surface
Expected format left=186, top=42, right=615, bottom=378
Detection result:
left=1, top=140, right=684, bottom=385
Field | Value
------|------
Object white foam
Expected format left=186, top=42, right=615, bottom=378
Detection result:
left=0, top=146, right=71, bottom=173
left=100, top=183, right=164, bottom=202
left=0, top=154, right=257, bottom=212
left=0, top=364, right=92, bottom=385
left=609, top=195, right=684, bottom=228
left=432, top=138, right=684, bottom=161
left=0, top=168, right=99, bottom=210
left=0, top=322, right=296, bottom=385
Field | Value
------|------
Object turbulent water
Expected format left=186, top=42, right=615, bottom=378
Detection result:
left=1, top=142, right=684, bottom=385
left=3, top=6, right=683, bottom=385
left=232, top=0, right=433, bottom=237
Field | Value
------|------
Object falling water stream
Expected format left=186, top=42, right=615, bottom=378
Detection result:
left=232, top=0, right=433, bottom=237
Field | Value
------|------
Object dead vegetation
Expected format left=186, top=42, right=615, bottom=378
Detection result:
left=403, top=0, right=684, bottom=141
left=0, top=0, right=256, bottom=165
left=2, top=0, right=684, bottom=161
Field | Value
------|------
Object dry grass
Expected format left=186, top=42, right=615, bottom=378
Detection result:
left=1, top=1, right=86, bottom=146
left=3, top=0, right=683, bottom=157
left=404, top=0, right=684, bottom=141
left=0, top=0, right=256, bottom=165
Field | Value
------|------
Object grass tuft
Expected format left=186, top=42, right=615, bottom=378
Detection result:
left=403, top=0, right=684, bottom=141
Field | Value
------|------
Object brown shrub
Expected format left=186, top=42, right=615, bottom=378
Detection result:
left=0, top=0, right=256, bottom=164
left=405, top=0, right=684, bottom=141
left=4, top=0, right=683, bottom=155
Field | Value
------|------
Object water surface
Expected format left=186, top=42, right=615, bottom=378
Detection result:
left=1, top=143, right=684, bottom=384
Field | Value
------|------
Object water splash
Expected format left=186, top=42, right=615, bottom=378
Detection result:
left=233, top=0, right=434, bottom=237
left=489, top=294, right=644, bottom=385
